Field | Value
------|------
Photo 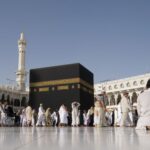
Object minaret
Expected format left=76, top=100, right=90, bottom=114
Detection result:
left=16, top=32, right=27, bottom=91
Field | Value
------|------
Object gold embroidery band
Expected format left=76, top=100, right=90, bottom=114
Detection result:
left=39, top=87, right=49, bottom=92
left=30, top=77, right=93, bottom=90
left=57, top=85, right=69, bottom=90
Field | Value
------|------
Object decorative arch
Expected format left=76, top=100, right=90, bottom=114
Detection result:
left=0, top=93, right=2, bottom=99
left=108, top=86, right=112, bottom=90
left=126, top=82, right=130, bottom=87
left=140, top=80, right=144, bottom=85
left=21, top=97, right=27, bottom=107
left=120, top=83, right=124, bottom=88
left=1, top=94, right=5, bottom=103
left=117, top=94, right=121, bottom=104
left=133, top=81, right=138, bottom=86
left=132, top=92, right=138, bottom=104
left=10, top=99, right=14, bottom=106
left=114, top=85, right=118, bottom=89
left=14, top=99, right=20, bottom=107
left=110, top=94, right=115, bottom=105
left=6, top=95, right=10, bottom=105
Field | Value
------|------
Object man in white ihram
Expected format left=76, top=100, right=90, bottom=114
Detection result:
left=120, top=91, right=132, bottom=127
left=136, top=79, right=150, bottom=130
left=71, top=101, right=80, bottom=126
left=36, top=104, right=46, bottom=126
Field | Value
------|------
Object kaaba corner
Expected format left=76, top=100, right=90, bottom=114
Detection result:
left=29, top=63, right=94, bottom=111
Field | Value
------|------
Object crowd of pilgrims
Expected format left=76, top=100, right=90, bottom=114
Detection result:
left=1, top=79, right=150, bottom=129
left=0, top=101, right=106, bottom=127
left=0, top=99, right=136, bottom=128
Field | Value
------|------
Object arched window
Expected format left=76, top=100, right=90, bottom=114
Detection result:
left=126, top=82, right=130, bottom=87
left=10, top=100, right=14, bottom=106
left=109, top=86, right=112, bottom=90
left=14, top=99, right=20, bottom=107
left=6, top=95, right=10, bottom=104
left=21, top=97, right=27, bottom=107
left=102, top=87, right=106, bottom=91
left=140, top=80, right=144, bottom=85
left=133, top=81, right=137, bottom=86
left=1, top=94, right=5, bottom=100
left=117, top=94, right=122, bottom=104
left=132, top=92, right=138, bottom=104
left=114, top=85, right=118, bottom=89
left=120, top=83, right=124, bottom=88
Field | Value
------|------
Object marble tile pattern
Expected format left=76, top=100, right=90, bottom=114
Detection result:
left=0, top=127, right=150, bottom=150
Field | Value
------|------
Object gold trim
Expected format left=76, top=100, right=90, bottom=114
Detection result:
left=33, top=85, right=93, bottom=93
left=80, top=79, right=93, bottom=90
left=39, top=87, right=49, bottom=92
left=30, top=77, right=93, bottom=90
left=57, top=85, right=69, bottom=90
left=30, top=78, right=79, bottom=87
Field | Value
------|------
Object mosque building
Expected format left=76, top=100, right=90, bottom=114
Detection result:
left=0, top=33, right=29, bottom=110
left=94, top=73, right=150, bottom=106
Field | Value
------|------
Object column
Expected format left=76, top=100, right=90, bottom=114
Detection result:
left=107, top=95, right=111, bottom=106
left=128, top=92, right=133, bottom=105
left=114, top=94, right=118, bottom=105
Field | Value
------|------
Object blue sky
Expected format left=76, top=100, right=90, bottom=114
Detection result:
left=0, top=0, right=150, bottom=86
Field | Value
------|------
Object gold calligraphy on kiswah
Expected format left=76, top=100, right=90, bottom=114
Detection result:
left=30, top=77, right=93, bottom=90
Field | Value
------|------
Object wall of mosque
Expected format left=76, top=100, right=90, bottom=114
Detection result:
left=0, top=85, right=29, bottom=110
left=94, top=73, right=150, bottom=105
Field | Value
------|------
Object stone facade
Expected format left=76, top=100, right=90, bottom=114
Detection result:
left=0, top=85, right=29, bottom=110
left=94, top=73, right=150, bottom=105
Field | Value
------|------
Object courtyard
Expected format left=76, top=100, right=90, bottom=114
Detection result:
left=0, top=127, right=150, bottom=150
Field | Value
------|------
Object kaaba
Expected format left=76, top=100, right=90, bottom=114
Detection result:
left=29, top=63, right=94, bottom=111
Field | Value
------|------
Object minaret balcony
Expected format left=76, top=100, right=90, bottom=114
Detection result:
left=18, top=40, right=26, bottom=45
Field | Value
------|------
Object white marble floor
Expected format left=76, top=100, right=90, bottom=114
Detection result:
left=0, top=127, right=150, bottom=150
